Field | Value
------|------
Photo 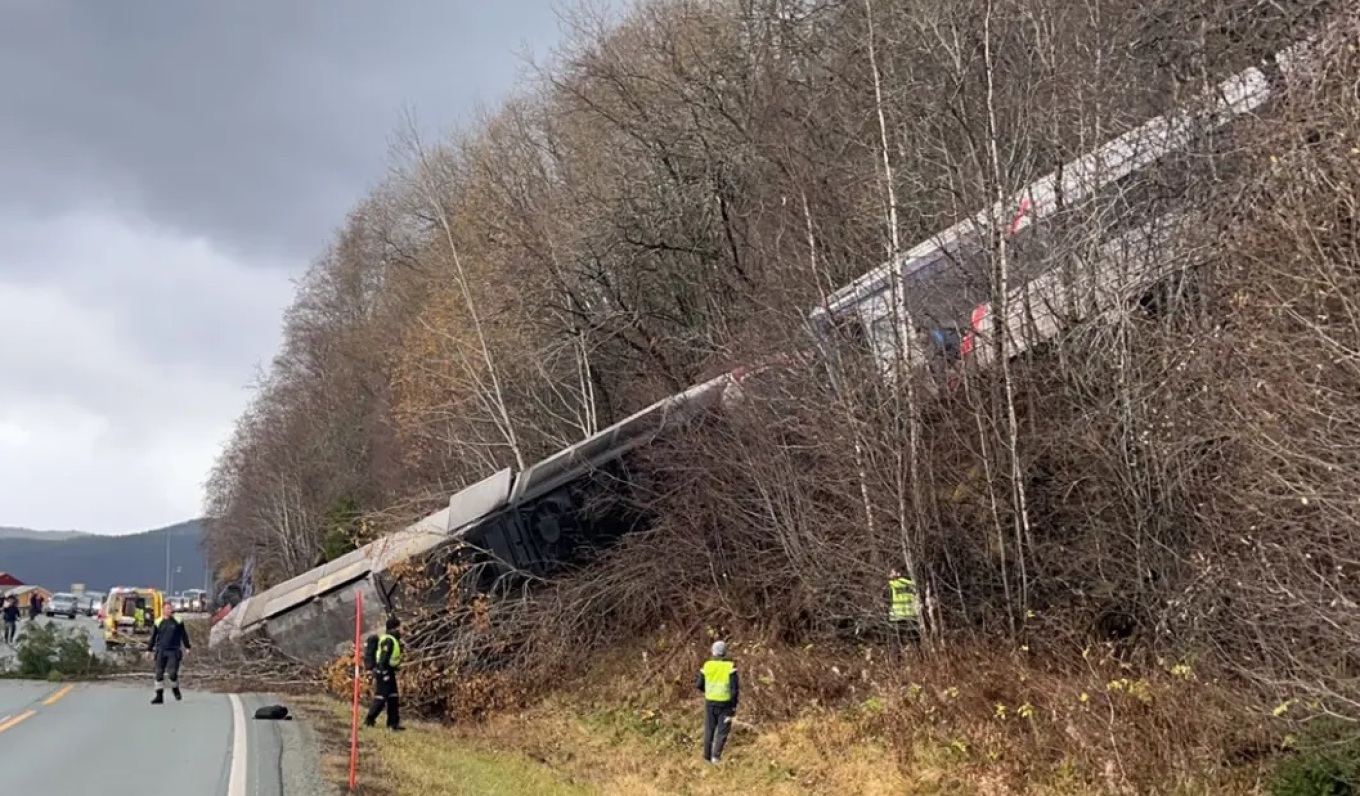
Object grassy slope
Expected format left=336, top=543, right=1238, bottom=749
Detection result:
left=301, top=641, right=1271, bottom=795
left=300, top=694, right=588, bottom=796
left=300, top=693, right=903, bottom=796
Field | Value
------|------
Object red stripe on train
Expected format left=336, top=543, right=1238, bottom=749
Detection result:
left=960, top=305, right=989, bottom=357
left=1008, top=197, right=1032, bottom=235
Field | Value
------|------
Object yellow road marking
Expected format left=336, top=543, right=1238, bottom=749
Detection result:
left=0, top=684, right=80, bottom=735
left=0, top=710, right=35, bottom=734
left=42, top=684, right=75, bottom=705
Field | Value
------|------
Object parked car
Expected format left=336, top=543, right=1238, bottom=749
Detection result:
left=83, top=591, right=105, bottom=617
left=181, top=589, right=208, bottom=612
left=46, top=592, right=79, bottom=619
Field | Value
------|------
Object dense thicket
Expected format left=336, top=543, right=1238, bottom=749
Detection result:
left=207, top=0, right=1356, bottom=732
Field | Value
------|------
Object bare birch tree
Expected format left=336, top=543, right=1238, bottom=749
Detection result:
left=395, top=114, right=528, bottom=471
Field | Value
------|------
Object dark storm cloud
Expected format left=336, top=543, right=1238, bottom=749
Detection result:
left=0, top=0, right=572, bottom=262
left=0, top=0, right=592, bottom=532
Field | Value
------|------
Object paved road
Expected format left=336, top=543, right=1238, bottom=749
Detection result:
left=0, top=679, right=292, bottom=795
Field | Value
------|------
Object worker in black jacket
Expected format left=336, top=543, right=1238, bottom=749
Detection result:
left=363, top=616, right=406, bottom=731
left=147, top=603, right=191, bottom=704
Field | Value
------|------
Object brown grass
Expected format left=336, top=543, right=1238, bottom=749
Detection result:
left=295, top=692, right=586, bottom=795
left=308, top=636, right=1277, bottom=795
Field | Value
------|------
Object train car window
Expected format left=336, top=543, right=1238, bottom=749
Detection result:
left=830, top=313, right=871, bottom=353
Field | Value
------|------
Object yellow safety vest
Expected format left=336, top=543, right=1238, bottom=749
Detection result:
left=702, top=659, right=735, bottom=702
left=889, top=577, right=918, bottom=621
left=380, top=634, right=402, bottom=667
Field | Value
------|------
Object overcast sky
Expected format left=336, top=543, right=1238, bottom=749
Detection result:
left=0, top=1, right=584, bottom=535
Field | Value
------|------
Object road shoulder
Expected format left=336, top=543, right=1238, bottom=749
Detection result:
left=292, top=693, right=588, bottom=796
left=231, top=691, right=332, bottom=796
left=279, top=693, right=333, bottom=796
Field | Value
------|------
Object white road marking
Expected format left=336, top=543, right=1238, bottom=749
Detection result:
left=228, top=693, right=248, bottom=796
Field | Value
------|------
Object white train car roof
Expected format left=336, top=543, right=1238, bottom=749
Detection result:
left=508, top=368, right=742, bottom=506
left=812, top=45, right=1289, bottom=325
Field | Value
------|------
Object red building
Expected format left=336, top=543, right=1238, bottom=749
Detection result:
left=0, top=572, right=24, bottom=588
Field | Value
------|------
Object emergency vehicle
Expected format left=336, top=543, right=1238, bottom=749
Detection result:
left=100, top=587, right=163, bottom=648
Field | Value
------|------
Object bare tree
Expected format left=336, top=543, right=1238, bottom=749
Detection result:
left=394, top=114, right=528, bottom=471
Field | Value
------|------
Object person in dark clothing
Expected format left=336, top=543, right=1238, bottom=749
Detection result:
left=2, top=597, right=19, bottom=644
left=364, top=616, right=405, bottom=731
left=28, top=594, right=42, bottom=620
left=696, top=640, right=740, bottom=764
left=147, top=603, right=191, bottom=704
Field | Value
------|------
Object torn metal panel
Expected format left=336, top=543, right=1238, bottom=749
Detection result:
left=209, top=598, right=245, bottom=646
left=233, top=587, right=274, bottom=635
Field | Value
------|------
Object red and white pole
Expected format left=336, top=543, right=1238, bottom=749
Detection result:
left=348, top=589, right=363, bottom=790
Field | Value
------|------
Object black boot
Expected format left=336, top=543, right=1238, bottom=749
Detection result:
left=151, top=691, right=164, bottom=705
left=364, top=698, right=383, bottom=727
left=172, top=687, right=182, bottom=701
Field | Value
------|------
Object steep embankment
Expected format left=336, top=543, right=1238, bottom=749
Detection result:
left=211, top=0, right=1355, bottom=793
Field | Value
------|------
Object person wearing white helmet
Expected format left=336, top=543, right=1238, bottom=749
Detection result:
left=696, top=639, right=740, bottom=764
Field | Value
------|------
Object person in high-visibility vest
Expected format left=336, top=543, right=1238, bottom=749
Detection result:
left=696, top=640, right=740, bottom=764
left=363, top=616, right=406, bottom=731
left=888, top=569, right=920, bottom=657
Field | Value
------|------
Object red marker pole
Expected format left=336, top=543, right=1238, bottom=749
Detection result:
left=349, top=589, right=363, bottom=790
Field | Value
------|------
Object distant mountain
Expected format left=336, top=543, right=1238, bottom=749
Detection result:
left=0, top=520, right=207, bottom=594
left=0, top=527, right=91, bottom=541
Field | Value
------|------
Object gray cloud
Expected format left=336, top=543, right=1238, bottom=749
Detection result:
left=0, top=0, right=571, bottom=261
left=0, top=0, right=585, bottom=533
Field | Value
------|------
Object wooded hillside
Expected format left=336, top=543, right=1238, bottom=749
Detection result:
left=207, top=0, right=1360, bottom=788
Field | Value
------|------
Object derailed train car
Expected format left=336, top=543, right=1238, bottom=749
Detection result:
left=810, top=37, right=1316, bottom=382
left=212, top=35, right=1320, bottom=665
left=210, top=368, right=749, bottom=664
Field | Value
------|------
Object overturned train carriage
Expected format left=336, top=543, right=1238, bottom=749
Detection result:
left=212, top=36, right=1320, bottom=666
left=209, top=369, right=746, bottom=664
left=809, top=37, right=1315, bottom=380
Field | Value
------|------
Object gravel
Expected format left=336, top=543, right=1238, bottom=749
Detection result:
left=278, top=695, right=336, bottom=796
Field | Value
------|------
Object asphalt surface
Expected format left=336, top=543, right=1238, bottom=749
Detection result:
left=0, top=678, right=326, bottom=795
left=0, top=617, right=328, bottom=796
